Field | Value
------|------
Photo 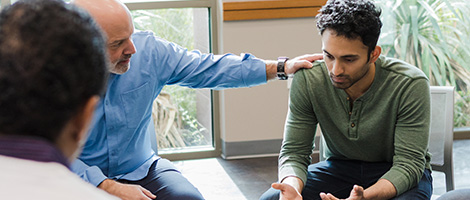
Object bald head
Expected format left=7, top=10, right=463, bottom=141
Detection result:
left=73, top=0, right=136, bottom=74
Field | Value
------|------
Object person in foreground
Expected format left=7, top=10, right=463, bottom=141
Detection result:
left=0, top=0, right=117, bottom=199
left=260, top=0, right=433, bottom=199
left=70, top=0, right=322, bottom=199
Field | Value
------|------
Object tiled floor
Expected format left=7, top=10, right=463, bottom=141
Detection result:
left=174, top=140, right=470, bottom=200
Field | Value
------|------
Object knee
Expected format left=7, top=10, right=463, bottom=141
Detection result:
left=437, top=189, right=470, bottom=200
left=158, top=187, right=204, bottom=200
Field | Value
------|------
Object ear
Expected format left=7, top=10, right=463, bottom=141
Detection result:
left=56, top=96, right=100, bottom=161
left=73, top=96, right=100, bottom=143
left=369, top=46, right=382, bottom=63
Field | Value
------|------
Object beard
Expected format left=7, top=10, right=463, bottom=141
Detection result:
left=109, top=54, right=132, bottom=74
left=329, top=63, right=371, bottom=90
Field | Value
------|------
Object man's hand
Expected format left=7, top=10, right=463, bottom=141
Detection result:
left=266, top=53, right=323, bottom=80
left=98, top=179, right=156, bottom=200
left=284, top=54, right=323, bottom=75
left=319, top=185, right=364, bottom=200
left=272, top=182, right=303, bottom=200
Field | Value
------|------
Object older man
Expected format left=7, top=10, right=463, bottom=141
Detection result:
left=71, top=0, right=321, bottom=199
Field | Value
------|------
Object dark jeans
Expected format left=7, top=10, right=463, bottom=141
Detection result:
left=119, top=158, right=204, bottom=200
left=260, top=159, right=433, bottom=200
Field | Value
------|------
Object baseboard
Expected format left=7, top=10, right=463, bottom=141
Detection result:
left=454, top=127, right=470, bottom=140
left=221, top=136, right=321, bottom=159
left=221, top=139, right=282, bottom=159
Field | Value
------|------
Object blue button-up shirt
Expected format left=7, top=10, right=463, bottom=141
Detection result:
left=71, top=31, right=266, bottom=186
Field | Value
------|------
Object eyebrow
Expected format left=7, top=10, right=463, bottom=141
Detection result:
left=323, top=49, right=359, bottom=59
left=109, top=39, right=125, bottom=45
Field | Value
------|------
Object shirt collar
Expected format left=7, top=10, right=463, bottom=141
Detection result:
left=0, top=135, right=69, bottom=167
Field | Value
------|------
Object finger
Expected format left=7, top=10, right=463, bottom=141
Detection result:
left=271, top=182, right=283, bottom=190
left=319, top=192, right=328, bottom=200
left=140, top=187, right=157, bottom=199
left=298, top=60, right=314, bottom=69
left=297, top=54, right=323, bottom=62
left=326, top=193, right=338, bottom=200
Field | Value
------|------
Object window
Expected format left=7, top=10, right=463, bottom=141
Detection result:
left=124, top=0, right=222, bottom=160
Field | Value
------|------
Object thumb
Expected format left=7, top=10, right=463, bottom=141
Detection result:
left=351, top=185, right=364, bottom=197
left=141, top=187, right=156, bottom=199
left=272, top=182, right=283, bottom=190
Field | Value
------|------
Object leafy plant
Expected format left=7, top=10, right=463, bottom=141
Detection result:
left=131, top=9, right=210, bottom=148
left=375, top=0, right=470, bottom=127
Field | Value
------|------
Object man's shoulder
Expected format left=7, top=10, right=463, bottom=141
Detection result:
left=378, top=56, right=428, bottom=80
left=296, top=60, right=327, bottom=78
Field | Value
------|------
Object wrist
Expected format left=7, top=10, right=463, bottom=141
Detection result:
left=98, top=179, right=115, bottom=191
left=277, top=56, right=289, bottom=80
left=281, top=176, right=304, bottom=192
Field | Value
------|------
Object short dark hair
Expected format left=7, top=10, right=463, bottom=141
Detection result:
left=0, top=0, right=108, bottom=142
left=316, top=0, right=382, bottom=57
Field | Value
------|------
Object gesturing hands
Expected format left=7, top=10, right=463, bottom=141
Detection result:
left=98, top=179, right=156, bottom=200
left=319, top=185, right=365, bottom=200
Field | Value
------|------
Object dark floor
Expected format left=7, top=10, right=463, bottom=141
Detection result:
left=175, top=140, right=470, bottom=200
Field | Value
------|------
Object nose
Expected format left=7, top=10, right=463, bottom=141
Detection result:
left=331, top=60, right=344, bottom=76
left=124, top=39, right=136, bottom=55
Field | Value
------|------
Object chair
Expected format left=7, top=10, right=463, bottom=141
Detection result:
left=429, top=86, right=455, bottom=192
left=317, top=86, right=455, bottom=192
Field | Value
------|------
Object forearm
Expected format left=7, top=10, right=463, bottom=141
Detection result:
left=363, top=179, right=397, bottom=200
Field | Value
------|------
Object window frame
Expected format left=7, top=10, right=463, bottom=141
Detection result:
left=124, top=0, right=223, bottom=160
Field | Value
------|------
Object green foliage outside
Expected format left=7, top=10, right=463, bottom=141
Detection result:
left=375, top=0, right=470, bottom=127
left=131, top=9, right=209, bottom=148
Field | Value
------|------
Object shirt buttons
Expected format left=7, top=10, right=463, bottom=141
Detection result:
left=351, top=123, right=355, bottom=127
left=346, top=97, right=350, bottom=101
left=349, top=112, right=352, bottom=115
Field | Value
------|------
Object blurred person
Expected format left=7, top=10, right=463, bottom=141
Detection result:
left=0, top=0, right=116, bottom=199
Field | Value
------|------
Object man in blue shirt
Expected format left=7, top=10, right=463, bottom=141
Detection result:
left=72, top=0, right=321, bottom=199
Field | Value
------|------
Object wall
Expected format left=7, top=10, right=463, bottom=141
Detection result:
left=220, top=17, right=323, bottom=158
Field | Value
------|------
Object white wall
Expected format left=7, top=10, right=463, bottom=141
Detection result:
left=221, top=17, right=322, bottom=146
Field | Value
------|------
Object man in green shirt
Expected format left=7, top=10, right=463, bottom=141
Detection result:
left=260, top=0, right=432, bottom=199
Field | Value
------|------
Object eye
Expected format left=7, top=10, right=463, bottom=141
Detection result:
left=325, top=54, right=334, bottom=59
left=109, top=40, right=124, bottom=49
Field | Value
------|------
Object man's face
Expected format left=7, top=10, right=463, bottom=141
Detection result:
left=322, top=29, right=373, bottom=90
left=102, top=15, right=136, bottom=74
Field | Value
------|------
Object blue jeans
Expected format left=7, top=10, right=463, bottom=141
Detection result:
left=260, top=159, right=433, bottom=200
left=118, top=158, right=204, bottom=200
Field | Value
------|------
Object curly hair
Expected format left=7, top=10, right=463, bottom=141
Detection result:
left=0, top=0, right=108, bottom=142
left=316, top=0, right=382, bottom=57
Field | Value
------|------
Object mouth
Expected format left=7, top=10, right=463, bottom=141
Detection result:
left=118, top=59, right=130, bottom=65
left=331, top=76, right=346, bottom=83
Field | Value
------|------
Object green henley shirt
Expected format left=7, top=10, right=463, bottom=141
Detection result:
left=279, top=55, right=432, bottom=196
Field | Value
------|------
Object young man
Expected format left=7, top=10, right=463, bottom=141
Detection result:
left=0, top=0, right=116, bottom=199
left=71, top=0, right=322, bottom=199
left=260, top=0, right=432, bottom=199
